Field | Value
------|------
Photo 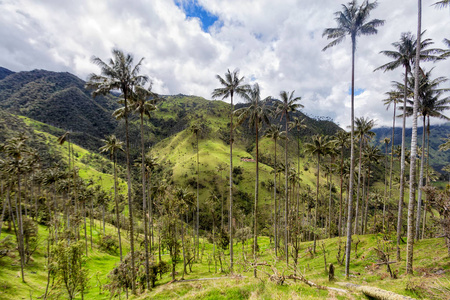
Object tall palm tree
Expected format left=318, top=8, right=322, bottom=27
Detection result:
left=99, top=135, right=124, bottom=261
left=333, top=130, right=350, bottom=237
left=362, top=145, right=382, bottom=233
left=304, top=135, right=334, bottom=253
left=382, top=90, right=402, bottom=204
left=323, top=0, right=384, bottom=278
left=275, top=90, right=303, bottom=264
left=374, top=31, right=443, bottom=260
left=86, top=49, right=148, bottom=293
left=212, top=69, right=249, bottom=271
left=406, top=0, right=423, bottom=274
left=130, top=84, right=159, bottom=290
left=234, top=83, right=272, bottom=277
left=3, top=134, right=31, bottom=282
left=398, top=69, right=450, bottom=240
left=354, top=117, right=375, bottom=234
left=265, top=124, right=285, bottom=257
left=382, top=137, right=391, bottom=231
left=189, top=122, right=202, bottom=260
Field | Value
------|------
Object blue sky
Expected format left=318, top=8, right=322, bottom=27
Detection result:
left=348, top=87, right=365, bottom=96
left=175, top=0, right=219, bottom=32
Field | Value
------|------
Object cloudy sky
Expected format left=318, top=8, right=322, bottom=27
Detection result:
left=1, top=0, right=449, bottom=128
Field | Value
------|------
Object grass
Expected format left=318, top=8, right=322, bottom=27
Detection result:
left=1, top=212, right=449, bottom=300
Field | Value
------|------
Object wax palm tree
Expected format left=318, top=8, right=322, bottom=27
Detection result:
left=265, top=124, right=285, bottom=257
left=234, top=83, right=272, bottom=277
left=374, top=31, right=444, bottom=261
left=130, top=84, right=159, bottom=289
left=406, top=0, right=423, bottom=275
left=333, top=130, right=350, bottom=236
left=323, top=0, right=384, bottom=277
left=382, top=137, right=391, bottom=231
left=362, top=145, right=382, bottom=233
left=382, top=90, right=402, bottom=203
left=397, top=69, right=450, bottom=240
left=304, top=135, right=334, bottom=253
left=212, top=69, right=249, bottom=271
left=275, top=90, right=303, bottom=264
left=99, top=135, right=124, bottom=260
left=86, top=49, right=148, bottom=293
left=189, top=122, right=202, bottom=260
left=144, top=154, right=159, bottom=252
left=2, top=134, right=31, bottom=282
left=353, top=117, right=375, bottom=234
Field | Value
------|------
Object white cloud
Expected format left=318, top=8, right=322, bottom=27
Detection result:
left=0, top=0, right=449, bottom=129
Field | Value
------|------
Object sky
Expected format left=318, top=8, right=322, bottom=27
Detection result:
left=0, top=0, right=449, bottom=129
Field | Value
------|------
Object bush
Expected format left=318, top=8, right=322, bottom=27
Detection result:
left=99, top=234, right=118, bottom=254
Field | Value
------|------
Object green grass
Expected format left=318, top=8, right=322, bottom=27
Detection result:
left=1, top=214, right=449, bottom=300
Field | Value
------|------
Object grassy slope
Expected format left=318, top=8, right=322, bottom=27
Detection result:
left=2, top=219, right=448, bottom=300
left=18, top=115, right=127, bottom=194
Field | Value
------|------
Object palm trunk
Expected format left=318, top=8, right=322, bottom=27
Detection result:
left=229, top=94, right=234, bottom=272
left=253, top=121, right=259, bottom=278
left=17, top=174, right=25, bottom=282
left=345, top=36, right=356, bottom=278
left=313, top=154, right=320, bottom=253
left=124, top=90, right=136, bottom=294
left=285, top=116, right=289, bottom=264
left=397, top=68, right=408, bottom=262
left=339, top=147, right=344, bottom=237
left=383, top=142, right=389, bottom=231
left=354, top=138, right=363, bottom=235
left=364, top=164, right=371, bottom=234
left=196, top=132, right=200, bottom=261
left=406, top=0, right=421, bottom=274
left=415, top=116, right=426, bottom=240
left=389, top=102, right=396, bottom=201
left=140, top=114, right=150, bottom=290
left=273, top=138, right=278, bottom=257
left=113, top=153, right=123, bottom=261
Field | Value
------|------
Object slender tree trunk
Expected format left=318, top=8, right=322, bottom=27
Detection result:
left=397, top=69, right=409, bottom=262
left=229, top=94, right=234, bottom=272
left=354, top=138, right=363, bottom=235
left=406, top=0, right=421, bottom=274
left=113, top=154, right=123, bottom=261
left=389, top=103, right=396, bottom=201
left=383, top=141, right=389, bottom=231
left=285, top=115, right=289, bottom=264
left=140, top=115, right=150, bottom=290
left=339, top=147, right=344, bottom=237
left=17, top=174, right=25, bottom=282
left=313, top=154, right=320, bottom=253
left=345, top=36, right=356, bottom=278
left=273, top=138, right=278, bottom=257
left=124, top=90, right=136, bottom=294
left=196, top=131, right=200, bottom=261
left=415, top=116, right=426, bottom=240
left=364, top=164, right=371, bottom=234
left=253, top=121, right=259, bottom=278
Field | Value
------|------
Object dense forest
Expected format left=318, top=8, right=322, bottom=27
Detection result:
left=1, top=1, right=450, bottom=300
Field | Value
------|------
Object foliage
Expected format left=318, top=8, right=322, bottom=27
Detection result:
left=107, top=251, right=168, bottom=296
left=53, top=240, right=88, bottom=300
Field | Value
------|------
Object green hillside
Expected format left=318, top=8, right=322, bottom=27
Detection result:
left=372, top=124, right=450, bottom=176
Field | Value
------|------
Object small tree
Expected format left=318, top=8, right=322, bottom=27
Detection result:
left=53, top=240, right=88, bottom=300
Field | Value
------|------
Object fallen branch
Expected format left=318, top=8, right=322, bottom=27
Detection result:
left=286, top=275, right=347, bottom=294
left=336, top=282, right=416, bottom=300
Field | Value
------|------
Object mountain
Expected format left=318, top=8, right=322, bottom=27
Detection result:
left=0, top=69, right=120, bottom=150
left=0, top=67, right=14, bottom=80
left=372, top=123, right=450, bottom=176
